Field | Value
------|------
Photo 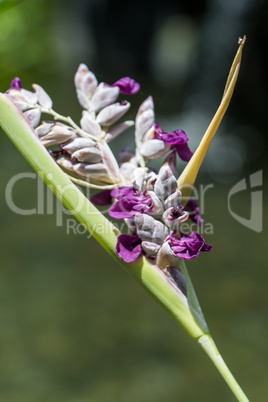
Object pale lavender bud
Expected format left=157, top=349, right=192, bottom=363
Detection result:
left=140, top=139, right=170, bottom=159
left=40, top=123, right=76, bottom=147
left=24, top=108, right=41, bottom=128
left=56, top=157, right=75, bottom=172
left=74, top=64, right=98, bottom=100
left=21, top=89, right=38, bottom=105
left=73, top=162, right=108, bottom=177
left=98, top=142, right=121, bottom=182
left=96, top=101, right=130, bottom=126
left=35, top=122, right=54, bottom=138
left=120, top=162, right=137, bottom=182
left=90, top=84, right=120, bottom=112
left=141, top=241, right=161, bottom=256
left=162, top=206, right=189, bottom=229
left=154, top=164, right=177, bottom=200
left=80, top=110, right=103, bottom=138
left=156, top=241, right=178, bottom=270
left=32, top=84, right=53, bottom=109
left=164, top=189, right=182, bottom=209
left=137, top=96, right=154, bottom=115
left=146, top=191, right=164, bottom=217
left=6, top=91, right=28, bottom=111
left=62, top=137, right=95, bottom=154
left=144, top=172, right=157, bottom=191
left=134, top=213, right=168, bottom=244
left=135, top=109, right=154, bottom=143
left=105, top=120, right=134, bottom=142
left=71, top=147, right=102, bottom=163
left=133, top=167, right=147, bottom=191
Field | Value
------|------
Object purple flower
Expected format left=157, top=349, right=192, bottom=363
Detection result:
left=168, top=231, right=212, bottom=260
left=116, top=233, right=142, bottom=262
left=154, top=123, right=193, bottom=162
left=108, top=186, right=153, bottom=219
left=10, top=77, right=22, bottom=90
left=112, top=77, right=140, bottom=95
left=185, top=199, right=203, bottom=226
left=90, top=189, right=112, bottom=206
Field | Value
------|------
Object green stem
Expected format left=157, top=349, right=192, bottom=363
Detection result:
left=198, top=334, right=250, bottom=402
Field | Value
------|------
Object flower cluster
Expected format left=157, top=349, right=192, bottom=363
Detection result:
left=6, top=64, right=212, bottom=292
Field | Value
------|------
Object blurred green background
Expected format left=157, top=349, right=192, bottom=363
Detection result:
left=0, top=0, right=267, bottom=401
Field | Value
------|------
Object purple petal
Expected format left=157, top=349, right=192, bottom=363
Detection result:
left=110, top=186, right=136, bottom=200
left=174, top=143, right=193, bottom=162
left=169, top=232, right=212, bottom=260
left=116, top=234, right=142, bottom=262
left=10, top=77, right=22, bottom=90
left=108, top=200, right=136, bottom=219
left=185, top=199, right=203, bottom=226
left=90, top=190, right=112, bottom=206
left=112, top=77, right=140, bottom=95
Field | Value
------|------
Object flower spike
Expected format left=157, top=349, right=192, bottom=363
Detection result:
left=177, top=36, right=246, bottom=203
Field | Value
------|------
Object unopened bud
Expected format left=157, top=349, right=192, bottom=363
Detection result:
left=154, top=164, right=177, bottom=200
left=141, top=241, right=161, bottom=256
left=90, top=84, right=120, bottom=112
left=73, top=162, right=108, bottom=178
left=35, top=122, right=54, bottom=138
left=146, top=191, right=164, bottom=217
left=74, top=64, right=98, bottom=108
left=80, top=110, right=103, bottom=138
left=140, top=139, right=170, bottom=159
left=96, top=101, right=130, bottom=126
left=21, top=89, right=38, bottom=105
left=40, top=122, right=75, bottom=147
left=24, top=108, right=41, bottom=128
left=32, top=84, right=53, bottom=109
left=71, top=146, right=102, bottom=163
left=135, top=108, right=154, bottom=143
left=164, top=189, right=182, bottom=209
left=62, top=137, right=95, bottom=154
left=134, top=213, right=168, bottom=244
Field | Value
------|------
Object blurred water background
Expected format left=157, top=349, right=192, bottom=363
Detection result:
left=0, top=0, right=267, bottom=401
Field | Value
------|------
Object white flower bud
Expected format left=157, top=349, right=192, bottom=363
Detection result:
left=6, top=91, right=28, bottom=111
left=73, top=162, right=108, bottom=177
left=71, top=147, right=102, bottom=163
left=32, top=84, right=53, bottom=109
left=90, top=84, right=120, bottom=112
left=134, top=213, right=168, bottom=244
left=21, top=89, right=38, bottom=105
left=141, top=241, right=161, bottom=256
left=62, top=137, right=95, bottom=154
left=24, top=108, right=41, bottom=128
left=35, top=122, right=54, bottom=138
left=96, top=101, right=130, bottom=126
left=40, top=123, right=75, bottom=147
left=135, top=109, right=154, bottom=143
left=80, top=110, right=103, bottom=138
left=164, top=189, right=182, bottom=209
left=140, top=139, right=170, bottom=159
left=74, top=64, right=98, bottom=97
left=146, top=191, right=164, bottom=217
left=154, top=164, right=177, bottom=200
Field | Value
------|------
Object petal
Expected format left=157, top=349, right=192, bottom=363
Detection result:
left=175, top=143, right=193, bottom=162
left=112, top=77, right=140, bottom=95
left=116, top=234, right=142, bottom=262
left=90, top=189, right=112, bottom=206
left=10, top=77, right=22, bottom=90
